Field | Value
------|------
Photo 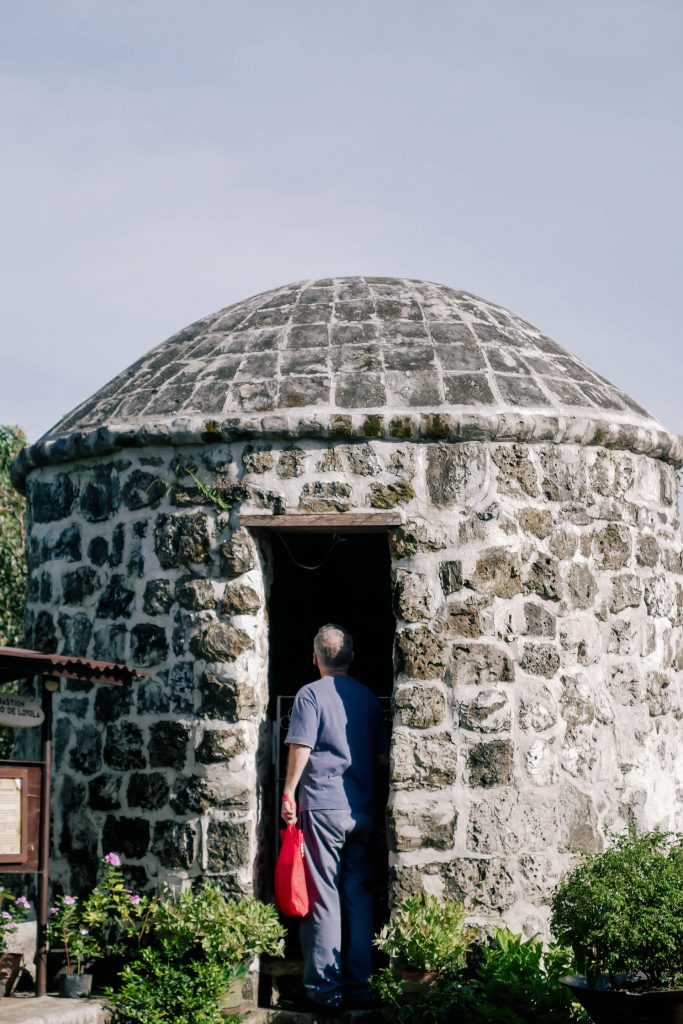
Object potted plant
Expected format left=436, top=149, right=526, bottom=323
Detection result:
left=373, top=893, right=475, bottom=992
left=370, top=892, right=479, bottom=1011
left=49, top=893, right=101, bottom=996
left=551, top=830, right=683, bottom=1024
left=48, top=852, right=150, bottom=995
left=109, top=883, right=285, bottom=1024
left=81, top=852, right=150, bottom=990
left=371, top=895, right=587, bottom=1024
left=213, top=895, right=290, bottom=1013
left=0, top=890, right=31, bottom=996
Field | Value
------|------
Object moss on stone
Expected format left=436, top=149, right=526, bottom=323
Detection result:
left=389, top=528, right=417, bottom=558
left=329, top=415, right=353, bottom=439
left=369, top=481, right=416, bottom=509
left=389, top=416, right=413, bottom=439
left=421, top=414, right=452, bottom=440
left=360, top=414, right=383, bottom=438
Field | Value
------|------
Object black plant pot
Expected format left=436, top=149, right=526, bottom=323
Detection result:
left=562, top=975, right=683, bottom=1024
left=91, top=954, right=126, bottom=992
left=59, top=972, right=93, bottom=998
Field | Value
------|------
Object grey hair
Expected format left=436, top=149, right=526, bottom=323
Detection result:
left=314, top=623, right=354, bottom=670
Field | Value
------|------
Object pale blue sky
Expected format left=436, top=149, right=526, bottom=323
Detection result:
left=1, top=1, right=682, bottom=442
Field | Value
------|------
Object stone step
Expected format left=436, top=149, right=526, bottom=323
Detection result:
left=0, top=996, right=109, bottom=1024
left=0, top=996, right=385, bottom=1024
left=245, top=1011, right=385, bottom=1023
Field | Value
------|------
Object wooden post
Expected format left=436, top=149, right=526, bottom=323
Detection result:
left=35, top=679, right=54, bottom=997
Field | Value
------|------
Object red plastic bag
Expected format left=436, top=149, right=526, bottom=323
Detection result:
left=275, top=823, right=309, bottom=917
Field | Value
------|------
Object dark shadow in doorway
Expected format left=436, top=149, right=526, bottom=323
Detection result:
left=268, top=532, right=395, bottom=709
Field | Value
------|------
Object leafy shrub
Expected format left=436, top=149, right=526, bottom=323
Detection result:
left=463, top=928, right=588, bottom=1023
left=371, top=914, right=587, bottom=1024
left=371, top=962, right=470, bottom=1024
left=113, top=950, right=233, bottom=1024
left=373, top=893, right=475, bottom=972
left=149, top=885, right=284, bottom=967
left=0, top=424, right=27, bottom=758
left=0, top=424, right=26, bottom=649
left=551, top=830, right=683, bottom=988
left=109, top=883, right=284, bottom=1024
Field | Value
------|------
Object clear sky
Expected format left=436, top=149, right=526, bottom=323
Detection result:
left=1, top=0, right=682, bottom=443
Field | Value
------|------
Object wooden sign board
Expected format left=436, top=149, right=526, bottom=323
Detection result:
left=0, top=764, right=41, bottom=871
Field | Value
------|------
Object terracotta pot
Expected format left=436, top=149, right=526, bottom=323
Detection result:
left=0, top=952, right=24, bottom=996
left=562, top=975, right=683, bottom=1024
left=218, top=976, right=244, bottom=1016
left=59, top=972, right=93, bottom=998
left=398, top=968, right=437, bottom=998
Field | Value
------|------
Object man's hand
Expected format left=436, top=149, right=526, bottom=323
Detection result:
left=281, top=791, right=297, bottom=825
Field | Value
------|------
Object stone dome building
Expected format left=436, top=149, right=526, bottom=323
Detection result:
left=12, top=276, right=683, bottom=935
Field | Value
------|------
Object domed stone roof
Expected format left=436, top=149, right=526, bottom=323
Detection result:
left=12, top=277, right=682, bottom=485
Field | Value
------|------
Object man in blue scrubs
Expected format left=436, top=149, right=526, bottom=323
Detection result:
left=282, top=623, right=389, bottom=1015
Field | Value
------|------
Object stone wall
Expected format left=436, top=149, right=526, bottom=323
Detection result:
left=20, top=437, right=683, bottom=932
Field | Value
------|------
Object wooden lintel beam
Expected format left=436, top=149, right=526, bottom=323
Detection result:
left=239, top=512, right=402, bottom=533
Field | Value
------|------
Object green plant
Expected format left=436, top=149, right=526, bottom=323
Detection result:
left=0, top=424, right=27, bottom=758
left=551, top=830, right=683, bottom=989
left=149, top=885, right=284, bottom=967
left=146, top=460, right=235, bottom=513
left=371, top=928, right=587, bottom=1024
left=373, top=893, right=475, bottom=973
left=185, top=468, right=233, bottom=511
left=109, top=884, right=285, bottom=1024
left=463, top=928, right=588, bottom=1023
left=49, top=894, right=101, bottom=974
left=81, top=852, right=151, bottom=957
left=0, top=889, right=31, bottom=953
left=48, top=853, right=149, bottom=973
left=370, top=961, right=472, bottom=1024
left=0, top=424, right=26, bottom=648
left=113, top=949, right=233, bottom=1024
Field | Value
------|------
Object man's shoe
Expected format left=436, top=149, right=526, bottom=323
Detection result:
left=303, top=996, right=343, bottom=1018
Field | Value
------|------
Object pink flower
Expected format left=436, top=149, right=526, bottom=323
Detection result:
left=50, top=907, right=58, bottom=915
left=63, top=896, right=76, bottom=905
left=16, top=897, right=30, bottom=908
left=1, top=911, right=12, bottom=920
left=129, top=894, right=141, bottom=905
left=104, top=852, right=121, bottom=867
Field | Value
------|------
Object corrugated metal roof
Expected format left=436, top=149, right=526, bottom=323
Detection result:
left=0, top=647, right=147, bottom=686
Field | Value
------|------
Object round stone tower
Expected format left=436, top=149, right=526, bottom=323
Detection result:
left=12, top=277, right=683, bottom=933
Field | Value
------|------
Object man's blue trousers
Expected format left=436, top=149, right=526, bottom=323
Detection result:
left=299, top=809, right=375, bottom=1008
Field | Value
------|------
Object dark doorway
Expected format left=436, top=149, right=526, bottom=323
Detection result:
left=268, top=531, right=395, bottom=708
left=259, top=530, right=394, bottom=1010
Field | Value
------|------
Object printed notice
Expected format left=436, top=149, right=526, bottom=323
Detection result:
left=0, top=777, right=22, bottom=856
